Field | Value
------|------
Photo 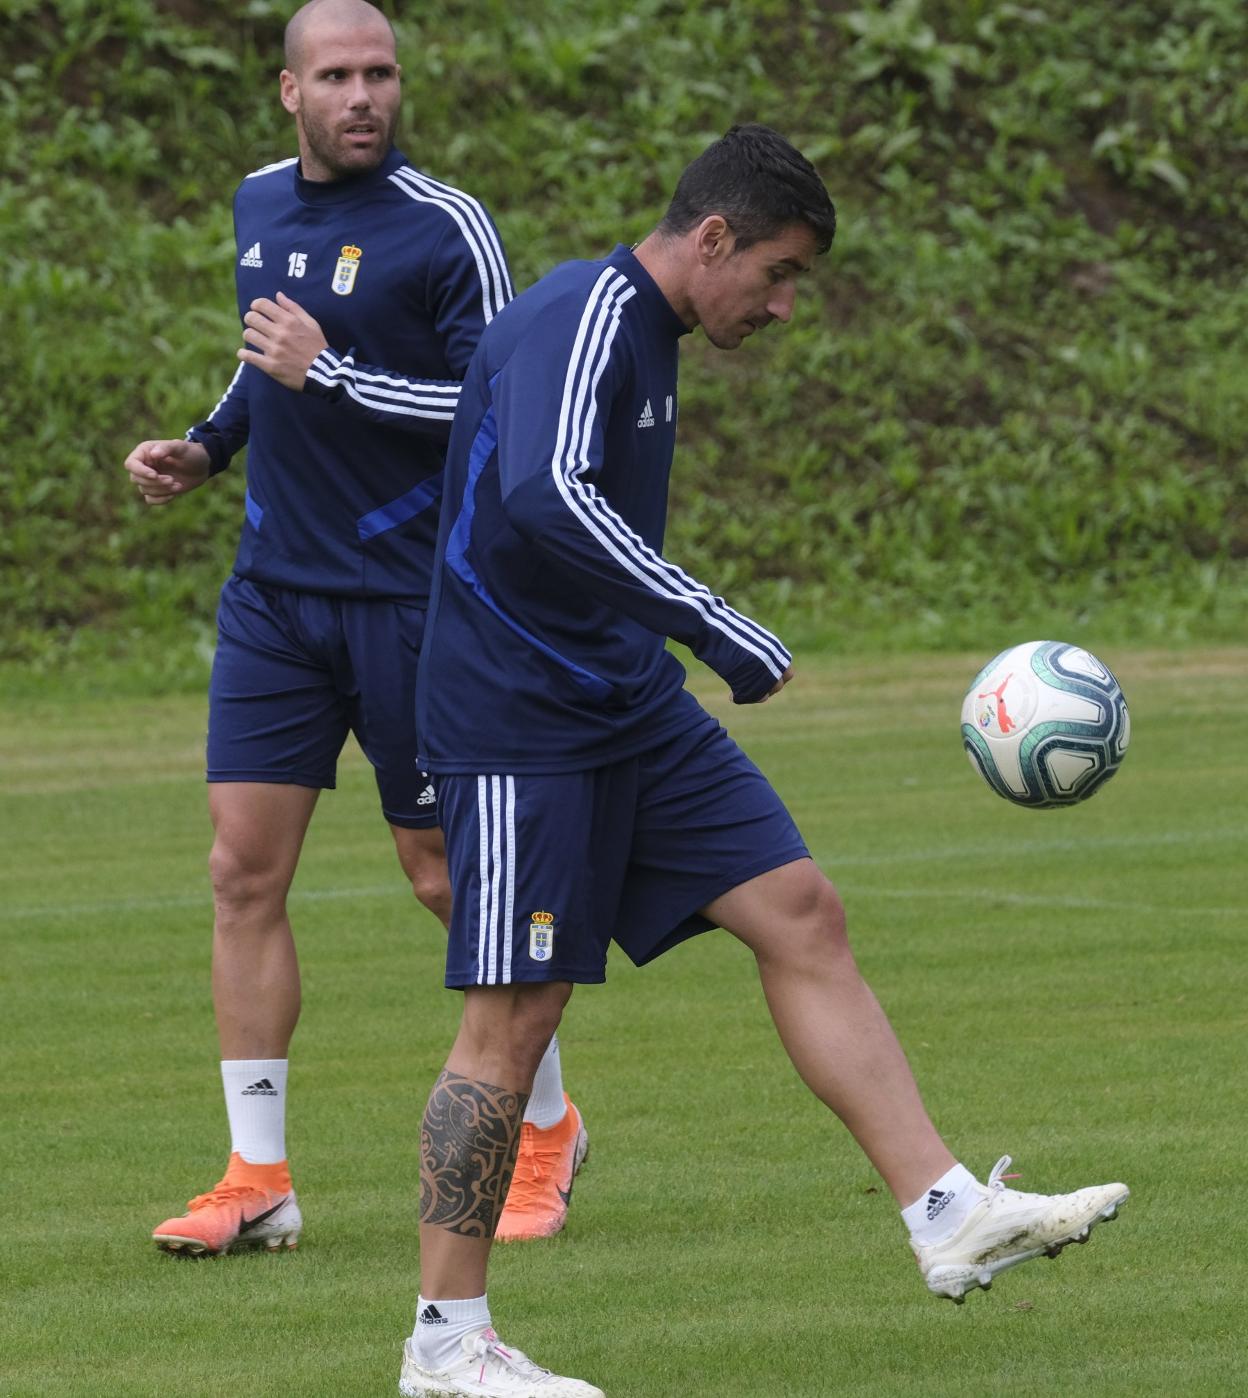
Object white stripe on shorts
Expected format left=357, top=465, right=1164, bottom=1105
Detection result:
left=502, top=776, right=516, bottom=984
left=487, top=776, right=502, bottom=983
left=475, top=775, right=518, bottom=985
left=476, top=777, right=490, bottom=983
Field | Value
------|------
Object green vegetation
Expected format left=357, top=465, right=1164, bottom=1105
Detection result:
left=2, top=0, right=1246, bottom=692
left=3, top=650, right=1245, bottom=1395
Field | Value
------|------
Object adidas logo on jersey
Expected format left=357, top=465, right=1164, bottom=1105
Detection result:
left=240, top=241, right=263, bottom=268
left=637, top=397, right=655, bottom=428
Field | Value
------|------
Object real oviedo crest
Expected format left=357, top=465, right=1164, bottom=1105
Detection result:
left=332, top=244, right=362, bottom=295
left=528, top=910, right=555, bottom=962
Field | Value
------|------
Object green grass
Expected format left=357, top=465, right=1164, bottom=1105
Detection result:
left=2, top=648, right=1245, bottom=1396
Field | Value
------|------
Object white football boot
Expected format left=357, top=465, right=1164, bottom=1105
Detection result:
left=914, top=1155, right=1129, bottom=1303
left=399, top=1328, right=604, bottom=1397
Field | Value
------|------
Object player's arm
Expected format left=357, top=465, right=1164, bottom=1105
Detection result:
left=238, top=292, right=460, bottom=438
left=492, top=306, right=791, bottom=706
left=185, top=361, right=252, bottom=475
left=124, top=362, right=251, bottom=503
left=247, top=205, right=514, bottom=440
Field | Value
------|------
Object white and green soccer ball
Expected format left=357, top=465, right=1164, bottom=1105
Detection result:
left=960, top=640, right=1130, bottom=808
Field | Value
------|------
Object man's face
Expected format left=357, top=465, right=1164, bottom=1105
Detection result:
left=692, top=220, right=818, bottom=350
left=280, top=21, right=401, bottom=181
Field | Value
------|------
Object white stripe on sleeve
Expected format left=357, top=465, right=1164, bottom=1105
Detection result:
left=547, top=275, right=791, bottom=679
left=204, top=363, right=245, bottom=425
left=388, top=167, right=511, bottom=325
left=306, top=350, right=460, bottom=421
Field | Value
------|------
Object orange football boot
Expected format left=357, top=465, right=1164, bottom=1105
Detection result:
left=152, top=1153, right=301, bottom=1255
left=495, top=1095, right=588, bottom=1243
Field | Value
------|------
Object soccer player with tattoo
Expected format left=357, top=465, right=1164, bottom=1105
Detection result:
left=122, top=0, right=585, bottom=1258
left=399, top=125, right=1129, bottom=1395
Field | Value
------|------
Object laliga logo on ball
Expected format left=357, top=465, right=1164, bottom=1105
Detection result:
left=960, top=640, right=1130, bottom=808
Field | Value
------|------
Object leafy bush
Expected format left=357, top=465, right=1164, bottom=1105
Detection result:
left=2, top=0, right=1244, bottom=690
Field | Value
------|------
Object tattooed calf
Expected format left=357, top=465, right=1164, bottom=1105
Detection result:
left=420, top=1070, right=529, bottom=1237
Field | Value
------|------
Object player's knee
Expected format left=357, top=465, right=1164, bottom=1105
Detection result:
left=407, top=855, right=452, bottom=925
left=208, top=835, right=288, bottom=917
left=392, top=829, right=452, bottom=924
left=461, top=983, right=571, bottom=1078
left=771, top=871, right=851, bottom=969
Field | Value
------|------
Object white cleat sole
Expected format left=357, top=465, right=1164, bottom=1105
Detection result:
left=398, top=1337, right=605, bottom=1398
left=399, top=1360, right=603, bottom=1398
left=154, top=1228, right=300, bottom=1256
left=927, top=1189, right=1128, bottom=1303
left=572, top=1121, right=590, bottom=1176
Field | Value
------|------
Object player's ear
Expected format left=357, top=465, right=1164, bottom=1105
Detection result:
left=693, top=215, right=733, bottom=266
left=279, top=69, right=300, bottom=115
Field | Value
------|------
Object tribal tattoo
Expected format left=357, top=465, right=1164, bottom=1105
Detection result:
left=419, top=1070, right=529, bottom=1237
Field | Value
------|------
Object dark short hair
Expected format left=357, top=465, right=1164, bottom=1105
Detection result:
left=658, top=124, right=836, bottom=254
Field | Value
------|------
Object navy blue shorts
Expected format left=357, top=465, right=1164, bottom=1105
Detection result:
left=207, top=575, right=437, bottom=829
left=437, top=713, right=810, bottom=986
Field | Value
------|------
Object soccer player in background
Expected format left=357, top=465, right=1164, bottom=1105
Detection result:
left=399, top=125, right=1129, bottom=1396
left=122, top=0, right=586, bottom=1257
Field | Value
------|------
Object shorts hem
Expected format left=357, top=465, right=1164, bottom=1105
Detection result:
left=385, top=807, right=441, bottom=831
left=444, top=968, right=607, bottom=989
left=624, top=844, right=811, bottom=967
left=699, top=844, right=812, bottom=913
left=206, top=769, right=335, bottom=790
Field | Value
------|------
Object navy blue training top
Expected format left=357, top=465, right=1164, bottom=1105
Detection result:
left=417, top=244, right=792, bottom=775
left=187, top=146, right=512, bottom=601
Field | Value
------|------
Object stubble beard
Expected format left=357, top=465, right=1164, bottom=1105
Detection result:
left=299, top=107, right=397, bottom=181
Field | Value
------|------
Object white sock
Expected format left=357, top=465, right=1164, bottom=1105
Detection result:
left=221, top=1058, right=288, bottom=1165
left=523, top=1035, right=567, bottom=1129
left=902, top=1163, right=979, bottom=1245
left=413, top=1294, right=491, bottom=1371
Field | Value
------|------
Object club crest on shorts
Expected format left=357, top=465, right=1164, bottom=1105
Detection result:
left=528, top=910, right=555, bottom=962
left=332, top=244, right=362, bottom=295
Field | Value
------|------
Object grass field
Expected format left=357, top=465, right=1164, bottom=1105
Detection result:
left=2, top=648, right=1244, bottom=1397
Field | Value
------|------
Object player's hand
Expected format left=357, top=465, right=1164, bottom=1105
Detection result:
left=760, top=665, right=795, bottom=701
left=123, top=438, right=212, bottom=506
left=238, top=292, right=329, bottom=390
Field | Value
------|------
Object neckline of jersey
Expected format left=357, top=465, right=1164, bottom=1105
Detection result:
left=607, top=244, right=692, bottom=340
left=292, top=145, right=407, bottom=206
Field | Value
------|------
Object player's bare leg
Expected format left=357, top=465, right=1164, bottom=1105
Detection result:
left=210, top=781, right=319, bottom=1057
left=393, top=827, right=590, bottom=1245
left=706, top=857, right=953, bottom=1205
left=706, top=858, right=1128, bottom=1300
left=391, top=823, right=453, bottom=929
left=418, top=981, right=571, bottom=1293
left=151, top=782, right=317, bottom=1254
left=401, top=983, right=604, bottom=1396
left=701, top=849, right=944, bottom=1202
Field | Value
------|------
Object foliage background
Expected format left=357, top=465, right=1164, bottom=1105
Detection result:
left=2, top=0, right=1245, bottom=691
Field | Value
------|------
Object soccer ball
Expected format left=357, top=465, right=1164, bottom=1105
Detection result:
left=960, top=640, right=1130, bottom=808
